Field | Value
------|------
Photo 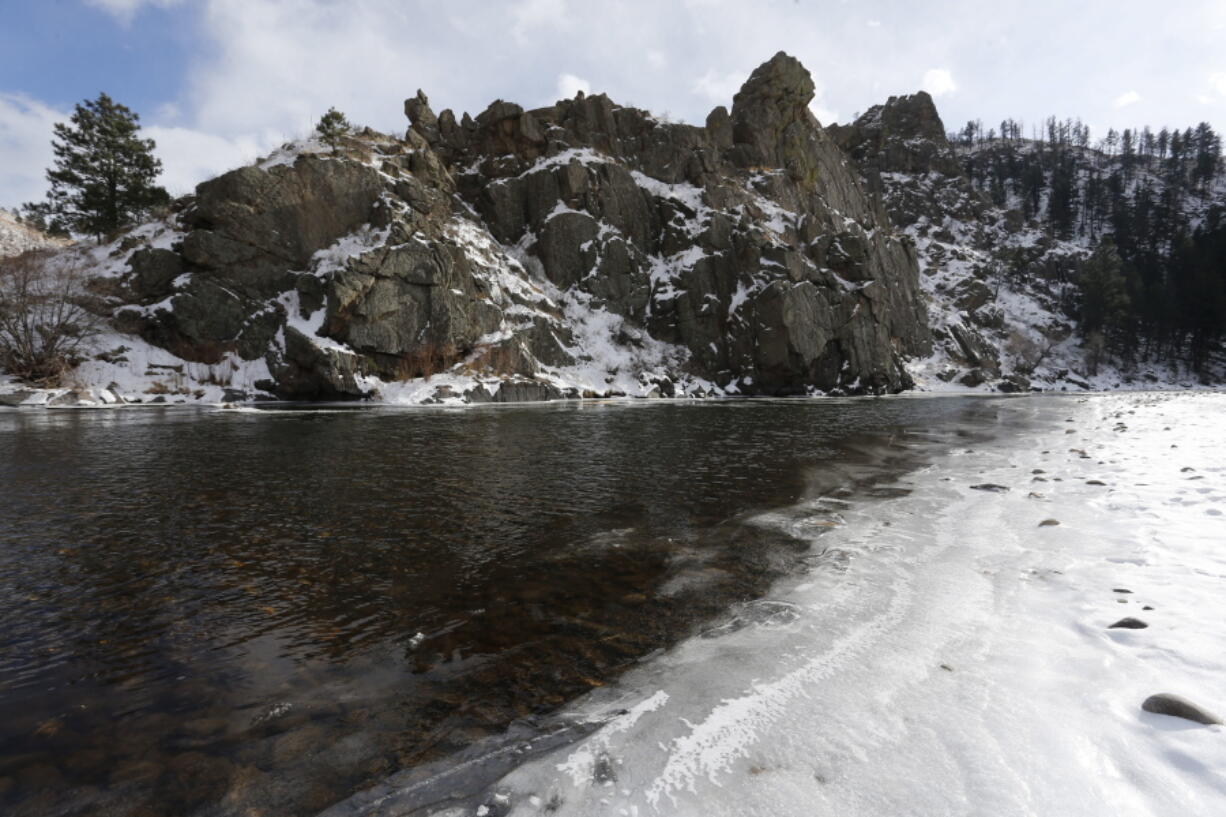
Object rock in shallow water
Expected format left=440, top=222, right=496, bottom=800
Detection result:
left=1108, top=617, right=1148, bottom=629
left=969, top=483, right=1010, bottom=493
left=1141, top=693, right=1223, bottom=725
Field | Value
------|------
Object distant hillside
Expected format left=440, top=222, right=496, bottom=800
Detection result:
left=959, top=121, right=1225, bottom=368
left=832, top=99, right=1225, bottom=391
left=0, top=209, right=69, bottom=257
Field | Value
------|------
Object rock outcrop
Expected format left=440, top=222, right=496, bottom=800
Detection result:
left=19, top=53, right=936, bottom=404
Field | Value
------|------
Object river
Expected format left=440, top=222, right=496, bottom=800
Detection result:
left=1, top=396, right=1020, bottom=816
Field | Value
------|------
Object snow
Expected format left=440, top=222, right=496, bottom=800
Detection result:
left=311, top=222, right=391, bottom=274
left=629, top=172, right=710, bottom=222
left=257, top=136, right=332, bottom=170
left=504, top=147, right=613, bottom=180
left=452, top=391, right=1226, bottom=817
left=532, top=285, right=690, bottom=398
left=0, top=210, right=70, bottom=258
left=40, top=331, right=277, bottom=407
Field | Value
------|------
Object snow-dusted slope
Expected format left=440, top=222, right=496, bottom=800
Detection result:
left=396, top=391, right=1226, bottom=817
left=5, top=78, right=1223, bottom=408
left=0, top=209, right=68, bottom=258
left=892, top=170, right=1215, bottom=393
left=832, top=95, right=1225, bottom=395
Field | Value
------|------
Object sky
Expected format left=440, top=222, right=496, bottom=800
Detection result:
left=3, top=0, right=1226, bottom=209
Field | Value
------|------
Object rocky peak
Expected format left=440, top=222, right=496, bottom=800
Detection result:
left=874, top=91, right=948, bottom=146
left=731, top=51, right=816, bottom=115
left=729, top=51, right=821, bottom=175
left=404, top=89, right=441, bottom=145
left=830, top=91, right=961, bottom=177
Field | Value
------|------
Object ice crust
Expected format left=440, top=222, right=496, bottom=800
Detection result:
left=448, top=392, right=1226, bottom=817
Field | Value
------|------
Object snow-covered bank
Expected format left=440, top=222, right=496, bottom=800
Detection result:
left=424, top=392, right=1226, bottom=816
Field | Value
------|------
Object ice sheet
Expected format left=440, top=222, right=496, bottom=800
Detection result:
left=444, top=392, right=1226, bottom=817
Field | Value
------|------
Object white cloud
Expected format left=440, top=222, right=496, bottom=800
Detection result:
left=1113, top=90, right=1142, bottom=108
left=144, top=126, right=270, bottom=195
left=511, top=0, right=570, bottom=42
left=184, top=0, right=429, bottom=140
left=83, top=0, right=183, bottom=24
left=555, top=73, right=591, bottom=101
left=809, top=101, right=839, bottom=125
left=1211, top=72, right=1226, bottom=96
left=0, top=94, right=63, bottom=208
left=693, top=69, right=745, bottom=104
left=921, top=68, right=957, bottom=97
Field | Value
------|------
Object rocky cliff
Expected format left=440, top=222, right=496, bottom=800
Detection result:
left=832, top=93, right=1224, bottom=391
left=8, top=52, right=935, bottom=405
left=16, top=52, right=1203, bottom=408
left=830, top=92, right=1064, bottom=392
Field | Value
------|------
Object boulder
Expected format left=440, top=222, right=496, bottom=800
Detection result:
left=182, top=157, right=384, bottom=297
left=127, top=247, right=183, bottom=300
left=1141, top=693, right=1222, bottom=725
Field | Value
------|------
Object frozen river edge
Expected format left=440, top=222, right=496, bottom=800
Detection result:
left=330, top=391, right=1226, bottom=817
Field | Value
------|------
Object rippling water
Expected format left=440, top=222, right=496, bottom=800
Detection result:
left=0, top=397, right=1007, bottom=816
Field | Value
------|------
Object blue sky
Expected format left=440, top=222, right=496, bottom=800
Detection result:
left=3, top=0, right=1226, bottom=209
left=0, top=1, right=192, bottom=112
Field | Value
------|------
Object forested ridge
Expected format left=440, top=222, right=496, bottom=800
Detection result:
left=954, top=117, right=1225, bottom=371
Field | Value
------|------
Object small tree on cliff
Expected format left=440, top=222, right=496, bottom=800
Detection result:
left=25, top=93, right=169, bottom=241
left=315, top=108, right=351, bottom=152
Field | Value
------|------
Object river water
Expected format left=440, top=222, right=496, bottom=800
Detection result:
left=0, top=396, right=1016, bottom=816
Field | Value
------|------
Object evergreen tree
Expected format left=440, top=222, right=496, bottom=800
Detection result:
left=24, top=93, right=168, bottom=241
left=315, top=107, right=352, bottom=151
left=958, top=112, right=1225, bottom=371
left=1077, top=240, right=1131, bottom=335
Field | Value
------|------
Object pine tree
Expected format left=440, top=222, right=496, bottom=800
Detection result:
left=1078, top=240, right=1131, bottom=335
left=24, top=93, right=168, bottom=241
left=315, top=107, right=352, bottom=152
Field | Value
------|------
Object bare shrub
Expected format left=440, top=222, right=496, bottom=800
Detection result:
left=0, top=250, right=103, bottom=386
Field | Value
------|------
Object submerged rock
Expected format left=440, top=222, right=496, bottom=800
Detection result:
left=1108, top=617, right=1148, bottom=629
left=1141, top=693, right=1222, bottom=725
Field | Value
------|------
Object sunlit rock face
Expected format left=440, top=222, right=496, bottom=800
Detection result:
left=98, top=52, right=933, bottom=402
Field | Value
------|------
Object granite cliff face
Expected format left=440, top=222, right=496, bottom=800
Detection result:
left=70, top=52, right=932, bottom=404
